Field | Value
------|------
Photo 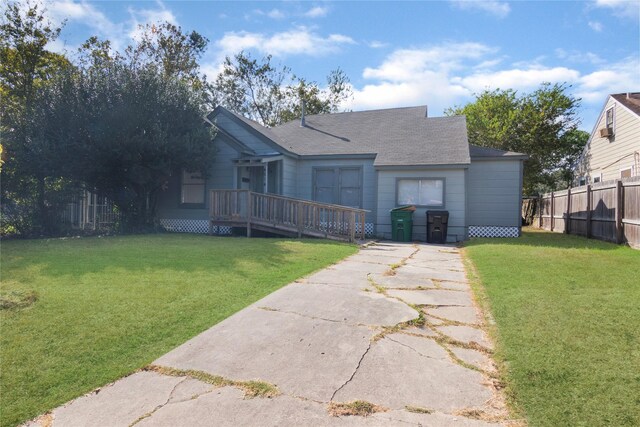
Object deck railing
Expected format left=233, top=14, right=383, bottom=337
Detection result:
left=209, top=189, right=368, bottom=242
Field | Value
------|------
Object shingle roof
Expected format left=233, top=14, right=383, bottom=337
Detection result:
left=469, top=144, right=527, bottom=158
left=611, top=92, right=640, bottom=116
left=268, top=106, right=471, bottom=166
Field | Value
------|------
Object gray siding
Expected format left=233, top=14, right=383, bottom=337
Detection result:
left=215, top=114, right=280, bottom=155
left=281, top=156, right=298, bottom=198
left=295, top=158, right=377, bottom=224
left=376, top=168, right=467, bottom=242
left=467, top=159, right=523, bottom=227
left=156, top=136, right=239, bottom=220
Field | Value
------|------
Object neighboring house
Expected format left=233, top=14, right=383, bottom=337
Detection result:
left=156, top=105, right=527, bottom=241
left=575, top=92, right=640, bottom=185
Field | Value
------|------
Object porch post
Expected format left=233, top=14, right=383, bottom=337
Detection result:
left=264, top=162, right=269, bottom=193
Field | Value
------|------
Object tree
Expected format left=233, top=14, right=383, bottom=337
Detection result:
left=213, top=51, right=352, bottom=127
left=127, top=22, right=208, bottom=82
left=0, top=0, right=72, bottom=235
left=446, top=83, right=588, bottom=194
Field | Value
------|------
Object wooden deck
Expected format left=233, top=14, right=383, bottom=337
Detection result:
left=209, top=190, right=368, bottom=242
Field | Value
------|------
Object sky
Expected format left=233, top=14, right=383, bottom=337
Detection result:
left=36, top=0, right=640, bottom=131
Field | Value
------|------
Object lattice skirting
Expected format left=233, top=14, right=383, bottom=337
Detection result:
left=158, top=218, right=373, bottom=237
left=158, top=219, right=232, bottom=235
left=469, top=226, right=520, bottom=238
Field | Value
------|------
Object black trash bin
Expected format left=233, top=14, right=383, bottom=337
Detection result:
left=426, top=210, right=449, bottom=243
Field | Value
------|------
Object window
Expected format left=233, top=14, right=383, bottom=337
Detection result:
left=605, top=106, right=614, bottom=130
left=181, top=170, right=205, bottom=205
left=313, top=167, right=362, bottom=208
left=592, top=172, right=602, bottom=184
left=397, top=178, right=444, bottom=207
left=621, top=168, right=632, bottom=179
left=579, top=176, right=586, bottom=186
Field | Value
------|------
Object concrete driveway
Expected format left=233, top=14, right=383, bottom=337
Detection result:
left=28, top=242, right=509, bottom=426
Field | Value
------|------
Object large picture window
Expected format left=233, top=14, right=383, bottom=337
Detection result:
left=181, top=170, right=205, bottom=205
left=397, top=178, right=444, bottom=207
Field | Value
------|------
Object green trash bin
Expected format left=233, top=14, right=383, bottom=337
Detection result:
left=390, top=206, right=415, bottom=242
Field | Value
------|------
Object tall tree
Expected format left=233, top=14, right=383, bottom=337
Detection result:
left=446, top=83, right=588, bottom=194
left=213, top=51, right=352, bottom=127
left=0, top=0, right=71, bottom=235
left=46, top=62, right=216, bottom=230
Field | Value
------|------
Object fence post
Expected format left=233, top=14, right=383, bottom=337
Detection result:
left=615, top=180, right=623, bottom=244
left=566, top=188, right=572, bottom=234
left=538, top=196, right=543, bottom=228
left=550, top=191, right=555, bottom=232
left=586, top=185, right=592, bottom=239
left=349, top=211, right=356, bottom=242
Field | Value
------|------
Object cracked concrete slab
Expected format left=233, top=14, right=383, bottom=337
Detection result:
left=37, top=241, right=504, bottom=427
left=257, top=282, right=418, bottom=326
left=369, top=272, right=436, bottom=289
left=427, top=306, right=481, bottom=324
left=436, top=325, right=493, bottom=350
left=49, top=371, right=185, bottom=427
left=451, top=347, right=497, bottom=374
left=302, top=269, right=372, bottom=288
left=345, top=252, right=406, bottom=265
left=386, top=289, right=473, bottom=306
left=136, top=387, right=336, bottom=427
left=371, top=409, right=502, bottom=426
left=393, top=265, right=468, bottom=283
left=154, top=307, right=375, bottom=402
left=333, top=334, right=493, bottom=412
left=327, top=261, right=393, bottom=274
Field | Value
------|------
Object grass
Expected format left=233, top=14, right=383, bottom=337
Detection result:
left=464, top=228, right=640, bottom=426
left=328, top=400, right=386, bottom=417
left=0, top=234, right=357, bottom=427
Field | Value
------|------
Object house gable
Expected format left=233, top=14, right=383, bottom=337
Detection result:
left=207, top=107, right=296, bottom=157
left=576, top=93, right=640, bottom=183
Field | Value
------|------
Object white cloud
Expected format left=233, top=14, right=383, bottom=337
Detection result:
left=555, top=48, right=604, bottom=65
left=128, top=2, right=177, bottom=40
left=368, top=40, right=389, bottom=49
left=253, top=8, right=286, bottom=19
left=216, top=27, right=355, bottom=58
left=593, top=0, right=640, bottom=17
left=588, top=21, right=604, bottom=31
left=345, top=42, right=640, bottom=131
left=450, top=0, right=511, bottom=18
left=304, top=6, right=329, bottom=18
left=45, top=0, right=178, bottom=52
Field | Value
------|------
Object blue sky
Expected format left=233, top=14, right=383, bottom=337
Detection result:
left=39, top=0, right=640, bottom=130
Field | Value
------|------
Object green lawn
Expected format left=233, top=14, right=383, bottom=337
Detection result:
left=0, top=234, right=357, bottom=427
left=464, top=229, right=640, bottom=426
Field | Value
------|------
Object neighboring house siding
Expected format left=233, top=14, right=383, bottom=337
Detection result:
left=156, top=136, right=239, bottom=221
left=295, top=158, right=377, bottom=224
left=376, top=168, right=467, bottom=242
left=215, top=114, right=280, bottom=155
left=467, top=159, right=523, bottom=228
left=281, top=156, right=298, bottom=198
left=577, top=97, right=640, bottom=183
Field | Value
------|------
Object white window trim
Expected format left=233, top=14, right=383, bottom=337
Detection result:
left=181, top=170, right=206, bottom=205
left=605, top=105, right=615, bottom=134
left=396, top=178, right=445, bottom=208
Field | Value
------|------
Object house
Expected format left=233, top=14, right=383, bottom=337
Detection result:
left=575, top=92, right=640, bottom=185
left=156, top=105, right=527, bottom=241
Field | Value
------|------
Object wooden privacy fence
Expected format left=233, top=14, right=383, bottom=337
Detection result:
left=209, top=189, right=368, bottom=242
left=535, top=177, right=640, bottom=248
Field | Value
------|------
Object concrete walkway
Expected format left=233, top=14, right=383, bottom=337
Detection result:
left=28, top=242, right=509, bottom=427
